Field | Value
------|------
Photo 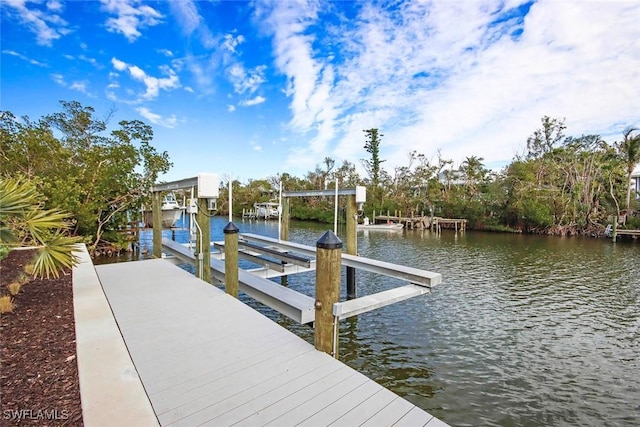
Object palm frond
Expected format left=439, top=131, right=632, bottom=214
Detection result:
left=32, top=233, right=81, bottom=279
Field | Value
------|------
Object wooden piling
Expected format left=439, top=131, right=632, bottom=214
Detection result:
left=345, top=195, right=357, bottom=300
left=315, top=231, right=342, bottom=357
left=195, top=196, right=211, bottom=283
left=281, top=197, right=290, bottom=241
left=224, top=222, right=239, bottom=297
left=152, top=191, right=162, bottom=258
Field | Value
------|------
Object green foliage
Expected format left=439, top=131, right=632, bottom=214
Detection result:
left=1, top=101, right=172, bottom=250
left=617, top=127, right=640, bottom=212
left=0, top=177, right=79, bottom=278
left=266, top=117, right=629, bottom=237
left=362, top=129, right=384, bottom=186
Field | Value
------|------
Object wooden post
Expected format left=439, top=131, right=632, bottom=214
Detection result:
left=195, top=197, right=211, bottom=283
left=224, top=222, right=239, bottom=297
left=281, top=197, right=290, bottom=241
left=345, top=195, right=357, bottom=300
left=315, top=231, right=342, bottom=357
left=152, top=191, right=162, bottom=258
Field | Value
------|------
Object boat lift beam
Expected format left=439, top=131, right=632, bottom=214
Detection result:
left=240, top=233, right=442, bottom=288
left=237, top=240, right=312, bottom=268
left=162, top=234, right=442, bottom=330
left=282, top=189, right=359, bottom=197
left=213, top=242, right=285, bottom=273
left=151, top=177, right=198, bottom=193
left=163, top=238, right=316, bottom=324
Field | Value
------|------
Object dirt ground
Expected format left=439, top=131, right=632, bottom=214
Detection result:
left=0, top=249, right=83, bottom=426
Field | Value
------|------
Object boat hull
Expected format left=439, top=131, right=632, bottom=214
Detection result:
left=143, top=208, right=183, bottom=228
left=357, top=223, right=404, bottom=231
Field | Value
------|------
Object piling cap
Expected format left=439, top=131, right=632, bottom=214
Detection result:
left=316, top=230, right=342, bottom=249
left=223, top=222, right=239, bottom=234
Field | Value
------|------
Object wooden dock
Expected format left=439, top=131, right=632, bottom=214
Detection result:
left=614, top=229, right=640, bottom=237
left=95, top=258, right=448, bottom=426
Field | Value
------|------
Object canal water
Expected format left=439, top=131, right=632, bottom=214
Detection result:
left=120, top=216, right=640, bottom=427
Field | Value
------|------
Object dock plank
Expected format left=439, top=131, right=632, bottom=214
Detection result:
left=95, top=258, right=447, bottom=427
left=263, top=372, right=371, bottom=426
left=392, top=406, right=435, bottom=426
left=327, top=388, right=399, bottom=426
left=296, top=376, right=382, bottom=425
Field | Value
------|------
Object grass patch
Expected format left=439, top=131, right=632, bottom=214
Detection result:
left=0, top=295, right=15, bottom=314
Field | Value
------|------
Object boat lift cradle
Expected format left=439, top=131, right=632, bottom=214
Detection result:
left=162, top=234, right=441, bottom=325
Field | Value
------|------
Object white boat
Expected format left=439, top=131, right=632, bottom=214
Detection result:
left=254, top=201, right=280, bottom=219
left=357, top=217, right=404, bottom=231
left=357, top=223, right=404, bottom=231
left=143, top=193, right=185, bottom=228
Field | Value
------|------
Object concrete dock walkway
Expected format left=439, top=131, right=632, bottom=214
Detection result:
left=73, top=246, right=448, bottom=426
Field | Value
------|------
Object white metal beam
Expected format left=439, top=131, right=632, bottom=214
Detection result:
left=240, top=233, right=442, bottom=287
left=333, top=284, right=430, bottom=320
left=162, top=238, right=315, bottom=324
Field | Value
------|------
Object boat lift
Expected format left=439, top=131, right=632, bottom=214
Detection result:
left=151, top=174, right=442, bottom=357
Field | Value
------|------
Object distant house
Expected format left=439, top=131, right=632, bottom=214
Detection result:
left=633, top=166, right=640, bottom=199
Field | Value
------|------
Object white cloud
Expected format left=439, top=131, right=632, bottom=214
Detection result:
left=110, top=57, right=181, bottom=101
left=111, top=57, right=127, bottom=71
left=69, top=81, right=89, bottom=94
left=223, top=33, right=245, bottom=53
left=2, top=49, right=47, bottom=66
left=46, top=0, right=62, bottom=12
left=240, top=96, right=266, bottom=107
left=136, top=107, right=178, bottom=128
left=51, top=73, right=65, bottom=85
left=255, top=0, right=341, bottom=171
left=3, top=0, right=69, bottom=46
left=50, top=73, right=92, bottom=96
left=101, top=0, right=163, bottom=42
left=227, top=104, right=236, bottom=112
left=228, top=63, right=267, bottom=94
left=169, top=0, right=216, bottom=48
left=260, top=0, right=640, bottom=175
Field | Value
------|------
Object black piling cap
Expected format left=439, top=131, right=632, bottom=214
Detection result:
left=223, top=222, right=239, bottom=234
left=316, top=230, right=342, bottom=249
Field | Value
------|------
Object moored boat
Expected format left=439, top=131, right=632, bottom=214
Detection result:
left=253, top=201, right=280, bottom=219
left=357, top=217, right=404, bottom=231
left=143, top=193, right=185, bottom=228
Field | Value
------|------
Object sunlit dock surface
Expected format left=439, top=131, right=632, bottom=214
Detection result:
left=94, top=258, right=448, bottom=426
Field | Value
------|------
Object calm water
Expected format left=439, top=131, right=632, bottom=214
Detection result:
left=117, top=217, right=640, bottom=426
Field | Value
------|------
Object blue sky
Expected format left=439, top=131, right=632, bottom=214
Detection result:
left=2, top=0, right=639, bottom=184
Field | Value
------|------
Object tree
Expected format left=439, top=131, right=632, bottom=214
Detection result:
left=332, top=160, right=361, bottom=189
left=526, top=116, right=566, bottom=160
left=0, top=177, right=79, bottom=278
left=362, top=129, right=385, bottom=186
left=361, top=128, right=386, bottom=207
left=1, top=101, right=172, bottom=252
left=617, top=127, right=640, bottom=214
left=460, top=155, right=488, bottom=200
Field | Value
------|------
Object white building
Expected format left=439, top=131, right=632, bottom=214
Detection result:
left=633, top=165, right=640, bottom=199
